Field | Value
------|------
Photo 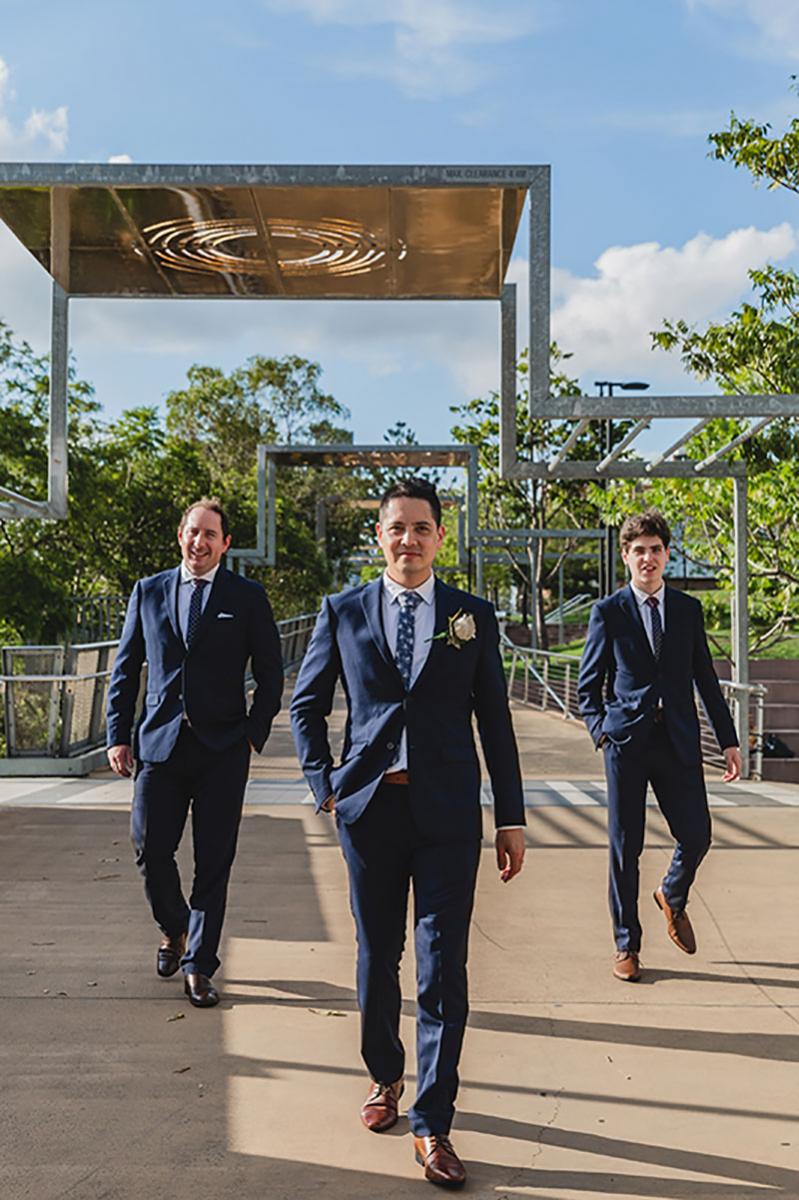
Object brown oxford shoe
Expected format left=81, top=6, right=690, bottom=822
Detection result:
left=414, top=1135, right=466, bottom=1187
left=184, top=972, right=219, bottom=1007
left=360, top=1078, right=404, bottom=1132
left=613, top=950, right=642, bottom=982
left=156, top=932, right=187, bottom=978
left=654, top=885, right=696, bottom=954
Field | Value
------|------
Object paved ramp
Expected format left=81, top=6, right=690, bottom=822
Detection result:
left=2, top=701, right=798, bottom=1199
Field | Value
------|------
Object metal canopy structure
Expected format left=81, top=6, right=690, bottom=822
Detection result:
left=227, top=443, right=478, bottom=573
left=0, top=163, right=536, bottom=300
left=0, top=161, right=548, bottom=521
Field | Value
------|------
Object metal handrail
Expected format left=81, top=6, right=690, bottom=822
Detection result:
left=503, top=635, right=580, bottom=720
left=0, top=613, right=319, bottom=760
left=502, top=633, right=768, bottom=780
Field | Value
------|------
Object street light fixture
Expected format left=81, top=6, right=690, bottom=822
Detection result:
left=594, top=380, right=650, bottom=595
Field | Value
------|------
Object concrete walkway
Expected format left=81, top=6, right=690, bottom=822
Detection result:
left=2, top=705, right=799, bottom=1199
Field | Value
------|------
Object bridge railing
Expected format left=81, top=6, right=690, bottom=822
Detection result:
left=0, top=613, right=318, bottom=762
left=503, top=635, right=766, bottom=780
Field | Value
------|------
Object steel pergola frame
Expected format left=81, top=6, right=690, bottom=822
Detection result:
left=0, top=161, right=548, bottom=523
left=226, top=443, right=478, bottom=575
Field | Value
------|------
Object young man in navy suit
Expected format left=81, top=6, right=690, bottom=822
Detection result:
left=578, top=510, right=742, bottom=983
left=291, top=478, right=525, bottom=1187
left=106, top=498, right=283, bottom=1007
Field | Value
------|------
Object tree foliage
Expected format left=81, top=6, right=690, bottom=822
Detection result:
left=0, top=330, right=365, bottom=639
left=603, top=87, right=799, bottom=653
left=450, top=346, right=611, bottom=645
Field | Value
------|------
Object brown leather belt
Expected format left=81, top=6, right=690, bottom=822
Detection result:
left=383, top=770, right=409, bottom=785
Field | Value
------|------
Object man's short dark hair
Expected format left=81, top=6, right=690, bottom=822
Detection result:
left=619, top=509, right=671, bottom=551
left=379, top=477, right=442, bottom=526
left=179, top=496, right=229, bottom=539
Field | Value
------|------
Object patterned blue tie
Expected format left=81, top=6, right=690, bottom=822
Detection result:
left=646, top=595, right=664, bottom=661
left=395, top=591, right=422, bottom=688
left=186, top=578, right=209, bottom=647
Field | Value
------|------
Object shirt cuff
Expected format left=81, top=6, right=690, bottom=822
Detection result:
left=496, top=825, right=525, bottom=830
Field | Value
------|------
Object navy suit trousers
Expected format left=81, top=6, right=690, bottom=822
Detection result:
left=131, top=725, right=251, bottom=977
left=336, top=783, right=481, bottom=1137
left=604, top=722, right=711, bottom=952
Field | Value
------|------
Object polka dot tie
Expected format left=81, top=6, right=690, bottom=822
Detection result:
left=395, top=590, right=422, bottom=688
left=646, top=595, right=663, bottom=661
left=186, top=578, right=209, bottom=647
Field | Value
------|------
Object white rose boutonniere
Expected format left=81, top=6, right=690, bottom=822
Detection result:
left=430, top=608, right=477, bottom=650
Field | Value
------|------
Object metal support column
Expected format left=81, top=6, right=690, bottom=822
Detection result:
left=475, top=542, right=485, bottom=598
left=500, top=284, right=517, bottom=478
left=48, top=186, right=71, bottom=520
left=528, top=169, right=551, bottom=419
left=732, top=474, right=750, bottom=777
left=48, top=282, right=69, bottom=519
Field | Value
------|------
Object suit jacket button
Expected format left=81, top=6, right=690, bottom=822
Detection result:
left=386, top=741, right=395, bottom=750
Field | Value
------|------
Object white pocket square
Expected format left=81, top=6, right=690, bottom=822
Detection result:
left=217, top=612, right=235, bottom=619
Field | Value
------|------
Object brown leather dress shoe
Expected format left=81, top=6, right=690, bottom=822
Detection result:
left=360, top=1078, right=404, bottom=1132
left=414, top=1135, right=466, bottom=1187
left=654, top=885, right=696, bottom=954
left=613, top=950, right=642, bottom=982
left=184, top=972, right=219, bottom=1007
left=157, top=932, right=187, bottom=978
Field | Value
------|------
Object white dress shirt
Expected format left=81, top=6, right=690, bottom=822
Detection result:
left=381, top=570, right=436, bottom=771
left=178, top=562, right=219, bottom=642
left=630, top=581, right=666, bottom=655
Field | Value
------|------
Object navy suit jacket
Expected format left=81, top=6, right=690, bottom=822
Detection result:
left=290, top=577, right=525, bottom=841
left=577, top=584, right=738, bottom=765
left=106, top=565, right=284, bottom=762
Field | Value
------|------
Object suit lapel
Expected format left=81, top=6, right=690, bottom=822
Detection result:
left=360, top=578, right=402, bottom=680
left=411, top=579, right=450, bottom=693
left=621, top=584, right=655, bottom=662
left=164, top=567, right=181, bottom=644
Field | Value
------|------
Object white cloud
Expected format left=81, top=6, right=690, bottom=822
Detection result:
left=2, top=215, right=795, bottom=436
left=547, top=223, right=797, bottom=388
left=0, top=57, right=68, bottom=158
left=687, top=0, right=799, bottom=59
left=108, top=154, right=133, bottom=164
left=263, top=0, right=540, bottom=98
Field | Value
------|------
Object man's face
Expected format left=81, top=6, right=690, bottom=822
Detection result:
left=376, top=496, right=444, bottom=587
left=177, top=506, right=231, bottom=575
left=621, top=534, right=670, bottom=593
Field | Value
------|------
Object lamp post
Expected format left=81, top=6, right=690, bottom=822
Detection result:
left=595, top=380, right=649, bottom=595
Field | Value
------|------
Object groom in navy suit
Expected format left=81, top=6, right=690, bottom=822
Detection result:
left=578, top=509, right=741, bottom=983
left=106, top=498, right=283, bottom=1007
left=291, top=477, right=525, bottom=1187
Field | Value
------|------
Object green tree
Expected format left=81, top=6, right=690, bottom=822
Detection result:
left=606, top=87, right=799, bottom=653
left=450, top=346, right=614, bottom=646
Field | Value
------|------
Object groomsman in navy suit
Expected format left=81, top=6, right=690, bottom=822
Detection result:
left=291, top=478, right=525, bottom=1187
left=578, top=510, right=741, bottom=983
left=106, top=498, right=283, bottom=1007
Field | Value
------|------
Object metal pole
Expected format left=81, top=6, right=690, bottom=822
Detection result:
left=48, top=186, right=70, bottom=520
left=732, top=474, right=750, bottom=777
left=529, top=539, right=539, bottom=650
left=48, top=282, right=69, bottom=519
left=528, top=169, right=551, bottom=421
left=558, top=557, right=565, bottom=645
left=475, top=542, right=484, bottom=599
left=500, top=284, right=517, bottom=478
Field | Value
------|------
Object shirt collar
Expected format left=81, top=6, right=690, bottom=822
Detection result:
left=382, top=570, right=436, bottom=605
left=630, top=581, right=664, bottom=607
left=180, top=562, right=221, bottom=586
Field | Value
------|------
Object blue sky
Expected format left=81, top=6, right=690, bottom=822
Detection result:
left=2, top=0, right=799, bottom=449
